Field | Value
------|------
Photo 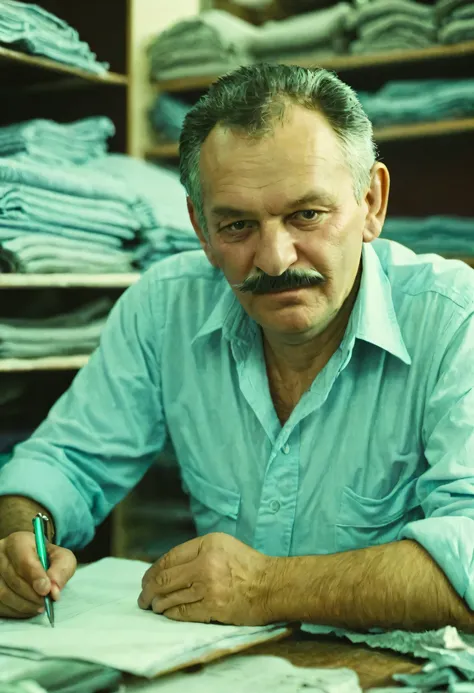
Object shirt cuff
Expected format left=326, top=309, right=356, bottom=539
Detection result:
left=400, top=516, right=474, bottom=610
left=0, top=457, right=94, bottom=548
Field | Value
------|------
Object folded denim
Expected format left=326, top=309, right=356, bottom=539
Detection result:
left=351, top=35, right=434, bottom=53
left=0, top=338, right=102, bottom=358
left=353, top=0, right=433, bottom=27
left=150, top=61, right=247, bottom=82
left=358, top=15, right=436, bottom=42
left=383, top=216, right=474, bottom=254
left=0, top=227, right=122, bottom=249
left=438, top=18, right=474, bottom=43
left=434, top=0, right=472, bottom=22
left=2, top=296, right=113, bottom=328
left=0, top=185, right=139, bottom=237
left=0, top=217, right=134, bottom=244
left=87, top=155, right=193, bottom=234
left=358, top=79, right=474, bottom=125
left=150, top=93, right=190, bottom=142
left=250, top=2, right=354, bottom=57
left=0, top=117, right=114, bottom=165
left=0, top=0, right=108, bottom=74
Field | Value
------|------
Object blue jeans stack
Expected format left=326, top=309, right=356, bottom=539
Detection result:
left=0, top=0, right=109, bottom=74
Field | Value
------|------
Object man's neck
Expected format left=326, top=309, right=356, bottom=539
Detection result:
left=263, top=270, right=361, bottom=383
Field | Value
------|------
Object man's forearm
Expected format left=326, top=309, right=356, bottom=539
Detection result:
left=265, top=539, right=474, bottom=632
left=0, top=495, right=55, bottom=541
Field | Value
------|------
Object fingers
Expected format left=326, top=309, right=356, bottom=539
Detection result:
left=139, top=563, right=195, bottom=608
left=0, top=574, right=44, bottom=617
left=5, top=534, right=52, bottom=598
left=1, top=557, right=44, bottom=608
left=47, top=545, right=77, bottom=591
left=163, top=602, right=212, bottom=623
left=150, top=587, right=202, bottom=615
left=141, top=537, right=203, bottom=588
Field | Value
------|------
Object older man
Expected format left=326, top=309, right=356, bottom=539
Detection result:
left=0, top=64, right=473, bottom=632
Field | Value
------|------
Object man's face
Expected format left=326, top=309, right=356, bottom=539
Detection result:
left=192, top=105, right=376, bottom=341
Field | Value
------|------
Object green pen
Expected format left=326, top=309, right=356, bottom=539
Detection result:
left=32, top=513, right=54, bottom=628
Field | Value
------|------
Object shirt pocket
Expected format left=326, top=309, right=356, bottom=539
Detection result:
left=181, top=465, right=241, bottom=537
left=335, top=477, right=423, bottom=553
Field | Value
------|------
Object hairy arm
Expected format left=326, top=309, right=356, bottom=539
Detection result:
left=0, top=495, right=55, bottom=542
left=266, top=539, right=474, bottom=632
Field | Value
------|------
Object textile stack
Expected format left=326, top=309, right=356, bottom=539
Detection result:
left=0, top=116, right=139, bottom=275
left=350, top=0, right=436, bottom=54
left=383, top=217, right=474, bottom=255
left=0, top=0, right=108, bottom=74
left=436, top=0, right=474, bottom=44
left=358, top=79, right=474, bottom=126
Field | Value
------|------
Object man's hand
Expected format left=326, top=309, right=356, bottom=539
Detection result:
left=138, top=533, right=275, bottom=625
left=0, top=531, right=77, bottom=618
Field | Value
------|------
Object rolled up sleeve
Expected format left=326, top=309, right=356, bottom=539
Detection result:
left=0, top=269, right=167, bottom=549
left=400, top=311, right=474, bottom=610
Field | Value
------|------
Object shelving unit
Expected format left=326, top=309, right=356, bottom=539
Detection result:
left=0, top=0, right=135, bottom=565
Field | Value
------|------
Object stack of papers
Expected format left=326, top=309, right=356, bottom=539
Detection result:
left=0, top=558, right=288, bottom=680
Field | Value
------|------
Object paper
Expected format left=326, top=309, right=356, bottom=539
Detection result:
left=0, top=558, right=288, bottom=678
left=126, top=655, right=362, bottom=693
left=302, top=623, right=474, bottom=692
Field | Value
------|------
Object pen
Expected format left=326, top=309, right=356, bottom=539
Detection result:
left=32, top=513, right=54, bottom=628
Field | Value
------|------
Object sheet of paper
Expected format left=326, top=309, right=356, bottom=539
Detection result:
left=126, top=655, right=362, bottom=693
left=0, top=558, right=287, bottom=678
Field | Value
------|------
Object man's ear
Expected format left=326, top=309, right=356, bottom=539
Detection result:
left=187, top=197, right=220, bottom=268
left=363, top=163, right=390, bottom=243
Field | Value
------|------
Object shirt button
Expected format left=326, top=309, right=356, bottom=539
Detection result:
left=282, top=444, right=290, bottom=454
left=269, top=499, right=281, bottom=513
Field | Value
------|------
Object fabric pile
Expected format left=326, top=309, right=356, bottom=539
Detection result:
left=349, top=0, right=436, bottom=54
left=250, top=2, right=354, bottom=61
left=87, top=154, right=200, bottom=270
left=0, top=297, right=113, bottom=359
left=358, top=79, right=474, bottom=126
left=0, top=117, right=115, bottom=166
left=150, top=93, right=190, bottom=144
left=382, top=217, right=474, bottom=255
left=0, top=0, right=109, bottom=75
left=148, top=10, right=257, bottom=82
left=436, top=0, right=474, bottom=44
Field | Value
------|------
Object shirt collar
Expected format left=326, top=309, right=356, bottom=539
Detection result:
left=191, top=243, right=411, bottom=365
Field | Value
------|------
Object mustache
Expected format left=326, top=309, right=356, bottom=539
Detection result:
left=232, top=269, right=326, bottom=295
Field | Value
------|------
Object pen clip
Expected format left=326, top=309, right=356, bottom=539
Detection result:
left=34, top=512, right=49, bottom=539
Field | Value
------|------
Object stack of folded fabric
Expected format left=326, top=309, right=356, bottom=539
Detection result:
left=87, top=155, right=201, bottom=270
left=148, top=9, right=258, bottom=82
left=358, top=79, right=474, bottom=126
left=0, top=117, right=115, bottom=166
left=383, top=217, right=474, bottom=255
left=0, top=297, right=113, bottom=359
left=0, top=0, right=108, bottom=74
left=435, top=0, right=474, bottom=44
left=349, top=0, right=436, bottom=54
left=150, top=93, right=191, bottom=143
left=249, top=2, right=354, bottom=61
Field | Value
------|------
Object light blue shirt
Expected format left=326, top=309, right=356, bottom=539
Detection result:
left=1, top=238, right=474, bottom=611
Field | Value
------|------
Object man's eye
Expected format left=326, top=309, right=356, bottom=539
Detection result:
left=227, top=221, right=252, bottom=232
left=294, top=210, right=320, bottom=221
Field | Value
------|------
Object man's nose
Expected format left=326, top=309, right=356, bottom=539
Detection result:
left=253, top=224, right=298, bottom=278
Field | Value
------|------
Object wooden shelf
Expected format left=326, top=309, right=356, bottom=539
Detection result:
left=0, top=46, right=128, bottom=86
left=145, top=117, right=474, bottom=159
left=0, top=355, right=90, bottom=372
left=153, top=41, right=474, bottom=92
left=0, top=274, right=140, bottom=288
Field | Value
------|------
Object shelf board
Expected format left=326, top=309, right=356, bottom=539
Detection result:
left=0, top=273, right=140, bottom=288
left=0, top=355, right=90, bottom=372
left=0, top=46, right=128, bottom=85
left=145, top=117, right=474, bottom=159
left=153, top=40, right=474, bottom=92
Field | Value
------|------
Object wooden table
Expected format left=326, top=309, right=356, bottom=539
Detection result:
left=124, top=629, right=425, bottom=691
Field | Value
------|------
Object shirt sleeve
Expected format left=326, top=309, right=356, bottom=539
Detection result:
left=400, top=309, right=474, bottom=610
left=0, top=270, right=166, bottom=549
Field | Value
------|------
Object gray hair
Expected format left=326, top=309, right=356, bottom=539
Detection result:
left=179, top=63, right=378, bottom=238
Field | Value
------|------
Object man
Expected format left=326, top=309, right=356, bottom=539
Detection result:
left=0, top=64, right=473, bottom=632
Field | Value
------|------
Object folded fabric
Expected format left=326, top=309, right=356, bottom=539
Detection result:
left=0, top=0, right=108, bottom=75
left=434, top=0, right=473, bottom=22
left=382, top=216, right=474, bottom=254
left=352, top=0, right=433, bottom=27
left=148, top=10, right=257, bottom=79
left=1, top=234, right=135, bottom=274
left=150, top=93, right=191, bottom=142
left=0, top=297, right=113, bottom=358
left=358, top=79, right=474, bottom=126
left=438, top=17, right=474, bottom=43
left=0, top=117, right=115, bottom=166
left=250, top=2, right=354, bottom=57
left=351, top=35, right=434, bottom=53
